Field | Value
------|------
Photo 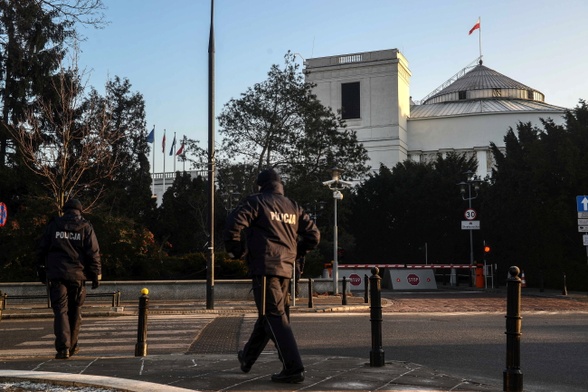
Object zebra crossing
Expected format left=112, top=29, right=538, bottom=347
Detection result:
left=0, top=314, right=217, bottom=357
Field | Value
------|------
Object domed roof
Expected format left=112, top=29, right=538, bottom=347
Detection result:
left=410, top=60, right=566, bottom=119
left=422, top=62, right=544, bottom=105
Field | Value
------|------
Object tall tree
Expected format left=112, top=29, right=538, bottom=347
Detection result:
left=485, top=101, right=588, bottom=288
left=350, top=153, right=478, bottom=264
left=87, top=76, right=154, bottom=221
left=0, top=0, right=105, bottom=168
left=217, top=51, right=370, bottom=184
left=8, top=57, right=123, bottom=213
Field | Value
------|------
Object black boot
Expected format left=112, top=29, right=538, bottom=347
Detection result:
left=271, top=369, right=304, bottom=383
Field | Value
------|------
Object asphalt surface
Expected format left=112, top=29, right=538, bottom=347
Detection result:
left=1, top=287, right=587, bottom=392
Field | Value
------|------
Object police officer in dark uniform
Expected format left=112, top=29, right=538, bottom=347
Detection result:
left=223, top=169, right=320, bottom=383
left=37, top=199, right=101, bottom=359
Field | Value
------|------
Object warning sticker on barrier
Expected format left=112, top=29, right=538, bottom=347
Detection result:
left=390, top=269, right=437, bottom=290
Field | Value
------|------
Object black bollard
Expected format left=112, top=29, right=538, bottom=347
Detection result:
left=135, top=288, right=149, bottom=357
left=308, top=278, right=314, bottom=308
left=342, top=276, right=348, bottom=305
left=364, top=274, right=369, bottom=303
left=503, top=266, right=523, bottom=392
left=369, top=267, right=385, bottom=367
left=562, top=273, right=568, bottom=296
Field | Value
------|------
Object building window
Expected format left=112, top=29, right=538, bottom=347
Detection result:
left=493, top=88, right=501, bottom=97
left=527, top=89, right=534, bottom=100
left=458, top=90, right=467, bottom=100
left=341, top=82, right=360, bottom=119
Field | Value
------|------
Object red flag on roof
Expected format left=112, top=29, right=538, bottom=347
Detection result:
left=469, top=18, right=480, bottom=35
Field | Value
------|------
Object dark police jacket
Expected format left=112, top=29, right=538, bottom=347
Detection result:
left=223, top=181, right=320, bottom=278
left=37, top=209, right=101, bottom=282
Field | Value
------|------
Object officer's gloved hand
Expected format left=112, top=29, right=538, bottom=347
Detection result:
left=225, top=240, right=243, bottom=259
left=91, top=274, right=102, bottom=289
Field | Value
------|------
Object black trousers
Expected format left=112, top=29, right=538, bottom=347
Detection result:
left=241, top=275, right=303, bottom=373
left=49, top=280, right=86, bottom=352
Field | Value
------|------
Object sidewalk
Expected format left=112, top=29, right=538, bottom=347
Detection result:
left=0, top=293, right=507, bottom=391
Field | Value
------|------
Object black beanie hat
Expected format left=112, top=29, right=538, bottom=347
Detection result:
left=256, top=169, right=281, bottom=186
left=63, top=199, right=83, bottom=212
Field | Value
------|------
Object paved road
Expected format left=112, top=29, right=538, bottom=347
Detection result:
left=1, top=307, right=587, bottom=391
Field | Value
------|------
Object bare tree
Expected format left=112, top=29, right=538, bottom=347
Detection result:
left=8, top=52, right=122, bottom=213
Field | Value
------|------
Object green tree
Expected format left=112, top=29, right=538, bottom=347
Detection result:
left=155, top=172, right=212, bottom=255
left=349, top=153, right=478, bottom=264
left=217, top=51, right=370, bottom=185
left=0, top=0, right=105, bottom=168
left=87, top=76, right=155, bottom=222
left=485, top=101, right=588, bottom=289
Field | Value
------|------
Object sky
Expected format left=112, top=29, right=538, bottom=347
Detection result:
left=77, top=0, right=588, bottom=173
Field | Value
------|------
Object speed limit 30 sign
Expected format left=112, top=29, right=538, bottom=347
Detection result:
left=464, top=208, right=477, bottom=220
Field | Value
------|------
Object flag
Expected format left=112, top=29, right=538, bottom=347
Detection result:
left=469, top=18, right=480, bottom=35
left=146, top=127, right=154, bottom=143
left=169, top=134, right=176, bottom=156
left=162, top=131, right=166, bottom=153
left=176, top=139, right=185, bottom=155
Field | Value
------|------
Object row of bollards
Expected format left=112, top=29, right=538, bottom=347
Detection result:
left=133, top=266, right=526, bottom=390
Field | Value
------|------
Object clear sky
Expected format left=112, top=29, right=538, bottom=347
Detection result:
left=77, top=0, right=588, bottom=172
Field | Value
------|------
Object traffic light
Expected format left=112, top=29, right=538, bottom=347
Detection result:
left=484, top=245, right=491, bottom=253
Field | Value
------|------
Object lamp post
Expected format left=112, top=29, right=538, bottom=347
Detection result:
left=457, top=170, right=481, bottom=286
left=323, top=167, right=352, bottom=295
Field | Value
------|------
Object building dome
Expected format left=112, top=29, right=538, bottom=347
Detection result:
left=411, top=61, right=565, bottom=118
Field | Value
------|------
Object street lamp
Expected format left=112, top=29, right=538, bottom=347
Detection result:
left=457, top=170, right=481, bottom=286
left=323, top=167, right=353, bottom=295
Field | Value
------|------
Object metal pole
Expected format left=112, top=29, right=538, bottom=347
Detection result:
left=308, top=278, right=313, bottom=308
left=369, top=267, right=385, bottom=367
left=503, top=266, right=523, bottom=391
left=468, top=184, right=474, bottom=287
left=364, top=274, right=369, bottom=303
left=135, top=288, right=149, bottom=357
left=333, top=193, right=339, bottom=295
left=342, top=276, right=347, bottom=305
left=206, top=0, right=216, bottom=310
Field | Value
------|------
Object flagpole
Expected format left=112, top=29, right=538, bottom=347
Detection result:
left=478, top=16, right=482, bottom=62
left=151, top=126, right=155, bottom=197
left=173, top=132, right=177, bottom=173
left=162, top=129, right=166, bottom=192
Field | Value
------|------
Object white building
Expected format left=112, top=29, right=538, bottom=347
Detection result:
left=304, top=49, right=567, bottom=178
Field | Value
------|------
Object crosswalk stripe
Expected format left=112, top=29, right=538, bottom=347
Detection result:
left=1, top=314, right=219, bottom=357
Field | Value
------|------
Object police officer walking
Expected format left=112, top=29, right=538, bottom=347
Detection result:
left=223, top=169, right=320, bottom=383
left=37, top=199, right=101, bottom=359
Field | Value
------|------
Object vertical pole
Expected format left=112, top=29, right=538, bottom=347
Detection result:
left=206, top=0, right=216, bottom=310
left=503, top=266, right=523, bottom=391
left=342, top=276, right=347, bottom=305
left=307, top=278, right=314, bottom=309
left=291, top=268, right=296, bottom=307
left=369, top=267, right=385, bottom=367
left=135, top=288, right=149, bottom=357
left=562, top=273, right=568, bottom=296
left=333, top=193, right=339, bottom=295
left=364, top=274, right=369, bottom=303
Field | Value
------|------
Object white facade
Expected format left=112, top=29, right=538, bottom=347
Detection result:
left=305, top=49, right=411, bottom=171
left=305, top=49, right=567, bottom=178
